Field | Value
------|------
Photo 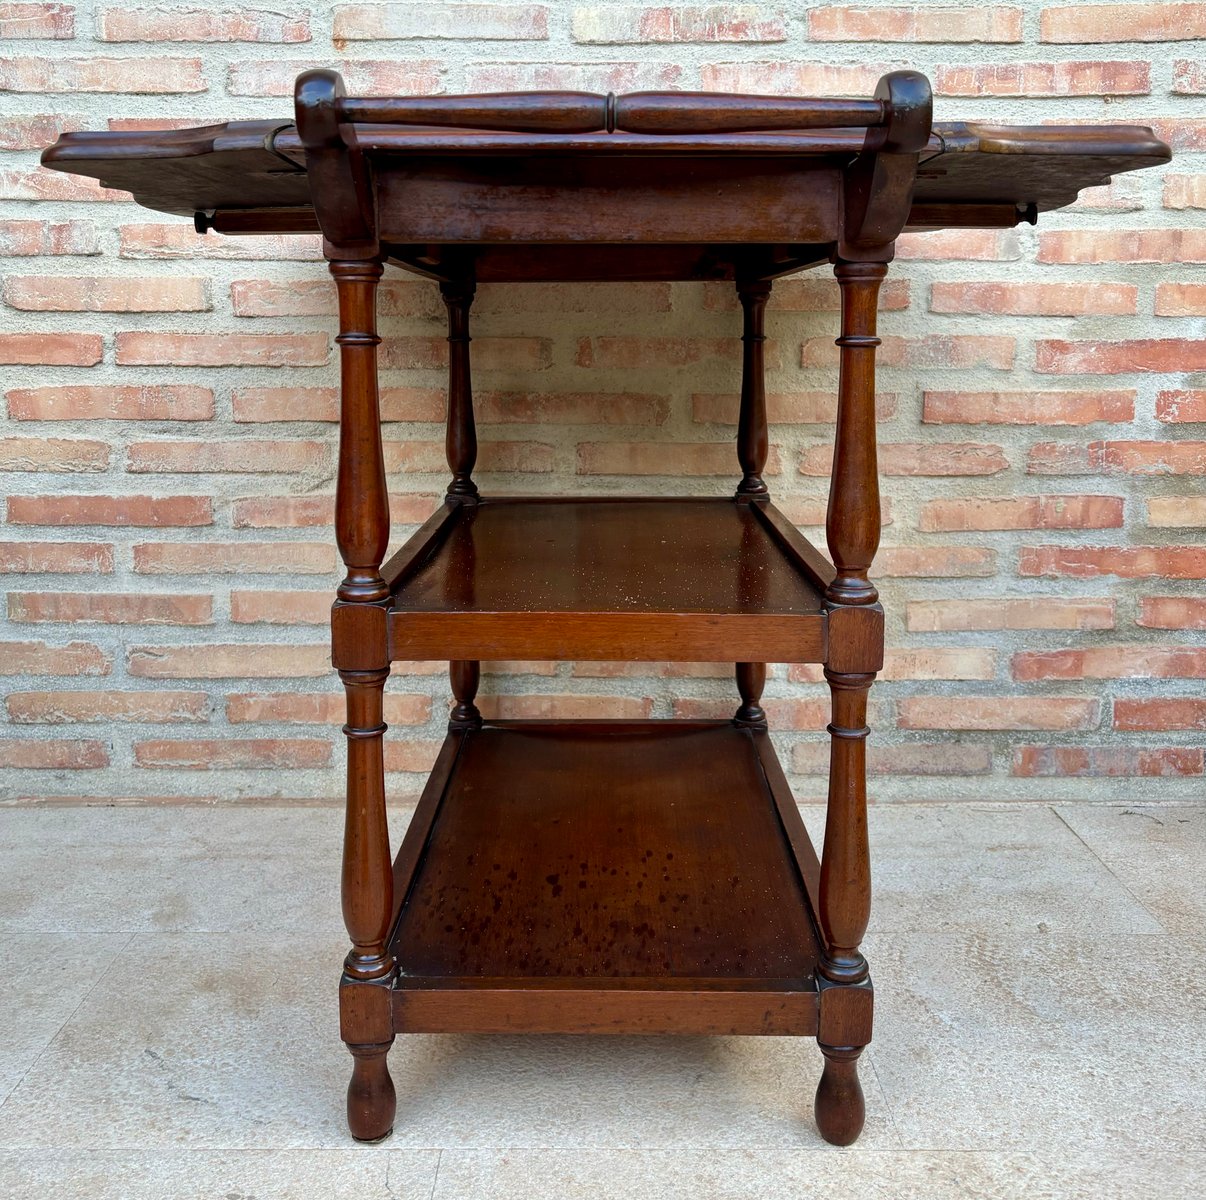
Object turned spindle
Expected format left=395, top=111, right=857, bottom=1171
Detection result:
left=441, top=280, right=478, bottom=501
left=735, top=279, right=771, bottom=498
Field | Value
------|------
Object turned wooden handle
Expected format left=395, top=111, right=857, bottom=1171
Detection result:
left=333, top=74, right=932, bottom=144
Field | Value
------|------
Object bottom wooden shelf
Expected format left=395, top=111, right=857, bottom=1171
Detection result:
left=388, top=719, right=825, bottom=1035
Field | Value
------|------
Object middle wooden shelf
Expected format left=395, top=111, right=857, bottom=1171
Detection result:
left=382, top=496, right=834, bottom=663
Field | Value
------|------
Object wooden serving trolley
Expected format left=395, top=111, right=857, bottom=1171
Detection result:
left=43, top=70, right=1169, bottom=1145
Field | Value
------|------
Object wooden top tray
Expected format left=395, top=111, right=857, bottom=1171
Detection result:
left=40, top=74, right=1170, bottom=282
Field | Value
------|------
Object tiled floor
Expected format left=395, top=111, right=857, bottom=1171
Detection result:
left=1, top=802, right=1203, bottom=1198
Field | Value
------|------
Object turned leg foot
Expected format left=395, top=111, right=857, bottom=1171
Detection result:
left=347, top=1040, right=396, bottom=1142
left=814, top=1043, right=865, bottom=1146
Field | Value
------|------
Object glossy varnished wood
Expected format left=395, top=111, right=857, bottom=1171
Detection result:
left=385, top=497, right=828, bottom=663
left=388, top=720, right=822, bottom=1035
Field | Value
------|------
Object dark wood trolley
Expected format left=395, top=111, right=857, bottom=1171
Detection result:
left=43, top=71, right=1169, bottom=1146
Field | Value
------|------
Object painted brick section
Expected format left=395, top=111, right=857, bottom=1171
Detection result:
left=0, top=5, right=1198, bottom=804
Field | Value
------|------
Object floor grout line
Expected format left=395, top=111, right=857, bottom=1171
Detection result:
left=0, top=932, right=136, bottom=1126
left=1049, top=803, right=1168, bottom=931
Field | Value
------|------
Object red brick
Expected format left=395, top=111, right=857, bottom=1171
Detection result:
left=1173, top=59, right=1206, bottom=94
left=1012, top=647, right=1206, bottom=681
left=919, top=495, right=1124, bottom=532
left=0, top=640, right=110, bottom=676
left=0, top=219, right=98, bottom=256
left=127, top=439, right=327, bottom=474
left=227, top=58, right=444, bottom=98
left=0, top=333, right=102, bottom=366
left=115, top=331, right=327, bottom=368
left=134, top=541, right=335, bottom=575
left=226, top=692, right=431, bottom=725
left=803, top=334, right=1014, bottom=371
left=466, top=61, right=684, bottom=92
left=578, top=442, right=780, bottom=476
left=7, top=494, right=211, bottom=527
left=801, top=442, right=1007, bottom=477
left=384, top=739, right=442, bottom=774
left=128, top=643, right=330, bottom=679
left=694, top=391, right=896, bottom=425
left=1148, top=118, right=1206, bottom=152
left=0, top=438, right=108, bottom=472
left=1038, top=229, right=1206, bottom=264
left=906, top=597, right=1114, bottom=632
left=0, top=739, right=108, bottom=769
left=1070, top=179, right=1145, bottom=212
left=0, top=3, right=74, bottom=37
left=573, top=5, right=786, bottom=43
left=0, top=166, right=122, bottom=202
left=1164, top=175, right=1206, bottom=209
left=388, top=440, right=555, bottom=475
left=876, top=546, right=997, bottom=577
left=0, top=56, right=205, bottom=91
left=478, top=391, right=670, bottom=425
left=700, top=61, right=884, bottom=95
left=1028, top=440, right=1206, bottom=476
left=576, top=336, right=739, bottom=369
left=97, top=7, right=310, bottom=41
left=899, top=696, right=1099, bottom=731
left=574, top=662, right=734, bottom=680
left=229, top=277, right=432, bottom=319
left=1148, top=497, right=1206, bottom=528
left=334, top=3, right=547, bottom=42
left=1013, top=747, right=1202, bottom=778
left=8, top=592, right=212, bottom=624
left=134, top=739, right=330, bottom=770
left=1021, top=545, right=1206, bottom=579
left=0, top=541, right=113, bottom=573
left=229, top=590, right=330, bottom=625
left=1154, top=283, right=1206, bottom=316
left=923, top=389, right=1134, bottom=425
left=7, top=384, right=212, bottom=421
left=1036, top=339, right=1206, bottom=374
left=702, top=276, right=910, bottom=312
left=1114, top=699, right=1206, bottom=732
left=896, top=229, right=1019, bottom=261
left=930, top=280, right=1136, bottom=315
left=809, top=5, right=1022, bottom=41
left=3, top=275, right=208, bottom=312
left=383, top=335, right=549, bottom=372
left=791, top=741, right=992, bottom=776
left=231, top=386, right=444, bottom=423
left=230, top=498, right=334, bottom=529
left=120, top=223, right=320, bottom=260
left=673, top=697, right=829, bottom=726
left=881, top=647, right=996, bottom=680
left=935, top=60, right=1148, bottom=96
left=1139, top=597, right=1206, bottom=629
left=1041, top=3, right=1206, bottom=42
left=6, top=690, right=207, bottom=723
left=477, top=695, right=654, bottom=720
left=0, top=113, right=82, bottom=150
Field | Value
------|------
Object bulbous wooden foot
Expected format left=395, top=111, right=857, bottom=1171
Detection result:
left=814, top=1043, right=865, bottom=1146
left=347, top=1040, right=396, bottom=1142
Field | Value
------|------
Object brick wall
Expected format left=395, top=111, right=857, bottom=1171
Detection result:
left=1, top=1, right=1202, bottom=804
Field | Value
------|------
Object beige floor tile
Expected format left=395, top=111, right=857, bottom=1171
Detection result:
left=859, top=805, right=1162, bottom=936
left=0, top=934, right=130, bottom=1103
left=430, top=1147, right=1206, bottom=1200
left=0, top=807, right=411, bottom=935
left=0, top=1148, right=437, bottom=1200
left=1056, top=804, right=1206, bottom=938
left=864, top=930, right=1206, bottom=1154
left=0, top=932, right=896, bottom=1150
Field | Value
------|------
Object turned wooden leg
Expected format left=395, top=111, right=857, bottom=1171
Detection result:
left=441, top=280, right=478, bottom=502
left=347, top=1041, right=397, bottom=1142
left=735, top=279, right=771, bottom=498
left=734, top=661, right=767, bottom=727
left=449, top=659, right=482, bottom=729
left=815, top=1043, right=865, bottom=1146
